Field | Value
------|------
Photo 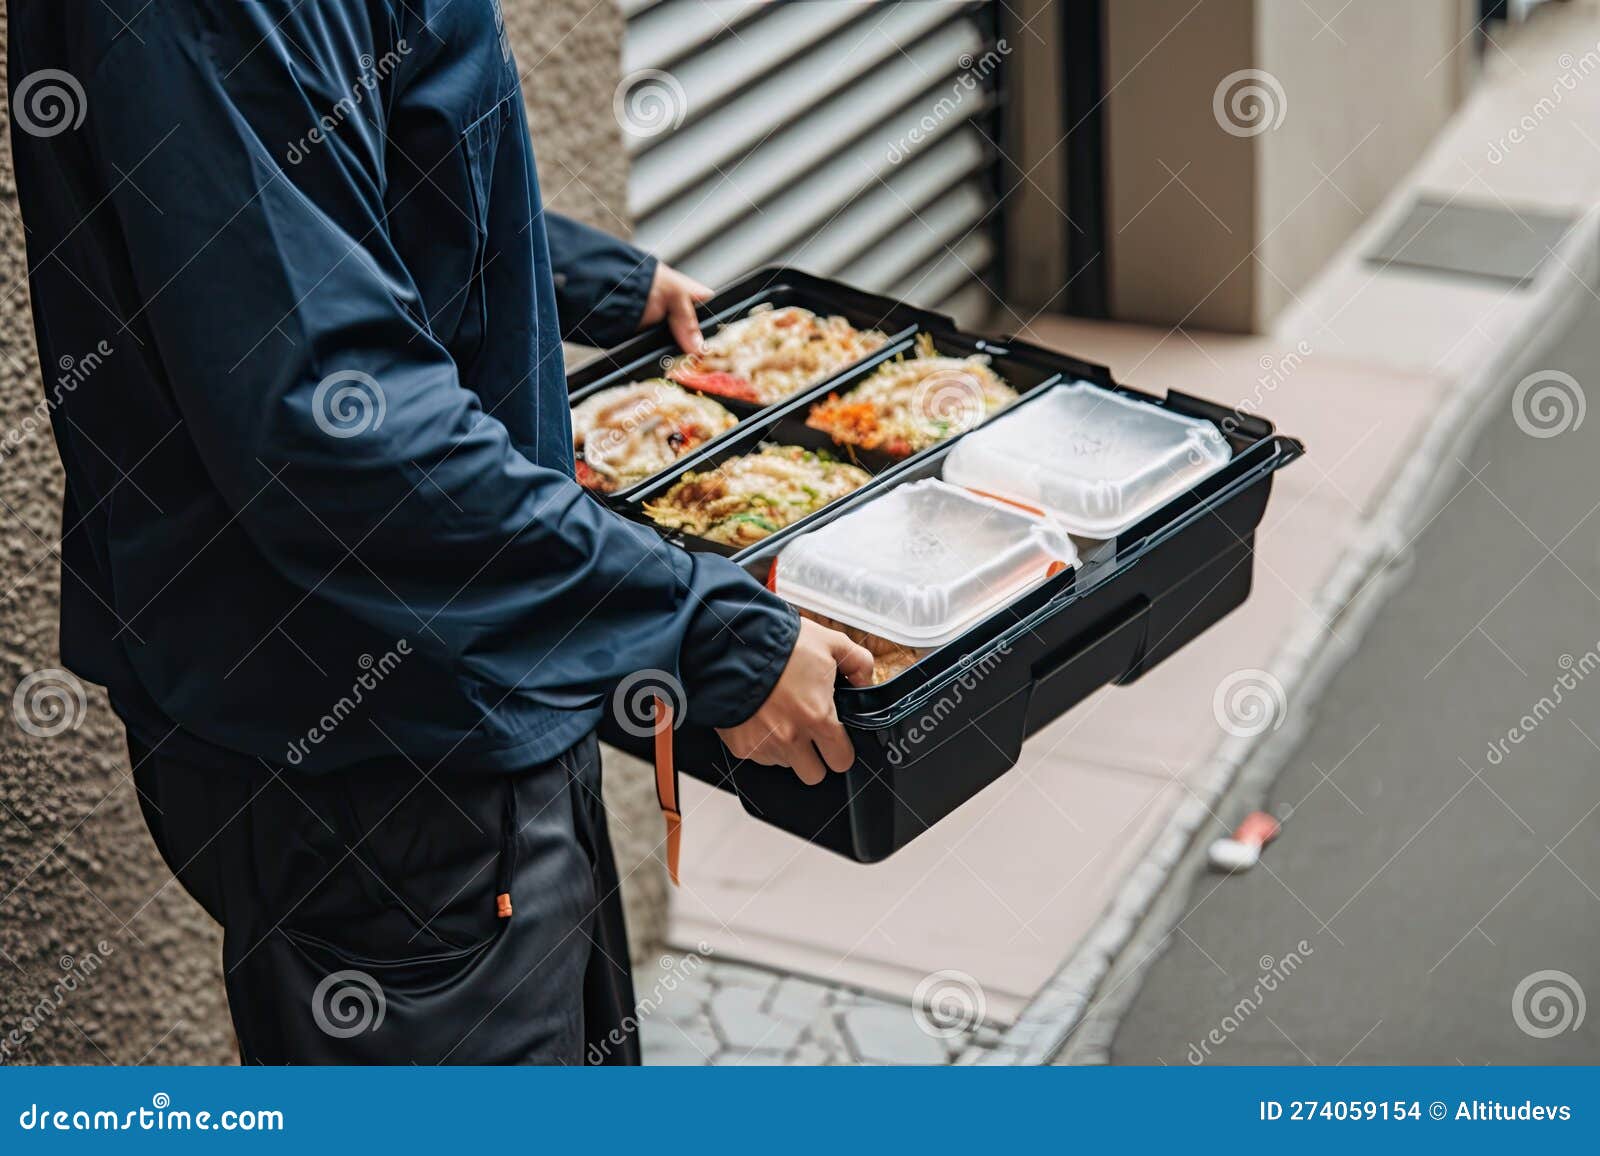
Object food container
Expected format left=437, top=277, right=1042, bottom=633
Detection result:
left=943, top=381, right=1233, bottom=538
left=639, top=445, right=875, bottom=550
left=773, top=480, right=1078, bottom=649
left=566, top=270, right=949, bottom=501
left=585, top=269, right=1304, bottom=863
left=613, top=328, right=1074, bottom=555
left=569, top=380, right=740, bottom=495
left=805, top=333, right=1021, bottom=459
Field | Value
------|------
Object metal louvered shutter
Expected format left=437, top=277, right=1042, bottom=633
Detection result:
left=618, top=0, right=1007, bottom=328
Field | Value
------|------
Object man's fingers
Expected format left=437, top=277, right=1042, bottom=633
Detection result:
left=685, top=275, right=714, bottom=301
left=813, top=716, right=856, bottom=774
left=831, top=637, right=876, bottom=686
left=746, top=733, right=787, bottom=766
left=788, top=743, right=829, bottom=787
left=667, top=292, right=704, bottom=354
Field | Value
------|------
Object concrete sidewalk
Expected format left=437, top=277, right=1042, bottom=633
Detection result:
left=1103, top=276, right=1600, bottom=1068
left=634, top=3, right=1600, bottom=1065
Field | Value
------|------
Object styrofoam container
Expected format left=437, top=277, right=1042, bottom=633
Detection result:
left=942, top=381, right=1232, bottom=538
left=773, top=479, right=1078, bottom=648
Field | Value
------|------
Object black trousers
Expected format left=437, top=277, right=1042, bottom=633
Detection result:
left=129, top=730, right=639, bottom=1065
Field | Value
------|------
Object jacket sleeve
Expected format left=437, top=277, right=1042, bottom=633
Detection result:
left=545, top=212, right=660, bottom=348
left=80, top=12, right=797, bottom=729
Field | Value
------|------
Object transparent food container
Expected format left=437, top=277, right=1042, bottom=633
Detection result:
left=773, top=479, right=1078, bottom=649
left=942, top=381, right=1233, bottom=538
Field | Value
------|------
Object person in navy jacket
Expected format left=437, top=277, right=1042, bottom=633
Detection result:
left=8, top=0, right=870, bottom=1064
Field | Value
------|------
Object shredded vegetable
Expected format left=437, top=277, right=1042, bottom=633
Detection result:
left=570, top=380, right=737, bottom=494
left=643, top=445, right=871, bottom=547
left=807, top=333, right=1017, bottom=457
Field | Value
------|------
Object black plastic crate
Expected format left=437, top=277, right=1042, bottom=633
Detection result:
left=584, top=269, right=1304, bottom=862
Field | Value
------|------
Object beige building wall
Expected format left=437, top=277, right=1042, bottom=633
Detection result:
left=1255, top=0, right=1473, bottom=325
left=1104, top=0, right=1473, bottom=333
left=0, top=2, right=650, bottom=1066
left=1105, top=0, right=1259, bottom=331
left=1005, top=0, right=1071, bottom=309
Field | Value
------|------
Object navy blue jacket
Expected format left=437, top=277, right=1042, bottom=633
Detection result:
left=7, top=1, right=798, bottom=773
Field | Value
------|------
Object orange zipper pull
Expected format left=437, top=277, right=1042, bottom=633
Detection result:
left=654, top=696, right=682, bottom=886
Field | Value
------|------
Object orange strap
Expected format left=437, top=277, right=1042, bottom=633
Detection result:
left=960, top=486, right=1047, bottom=517
left=653, top=696, right=682, bottom=886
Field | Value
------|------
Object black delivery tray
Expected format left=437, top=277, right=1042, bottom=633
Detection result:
left=578, top=268, right=1304, bottom=863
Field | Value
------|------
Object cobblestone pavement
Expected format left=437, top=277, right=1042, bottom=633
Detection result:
left=636, top=954, right=1004, bottom=1065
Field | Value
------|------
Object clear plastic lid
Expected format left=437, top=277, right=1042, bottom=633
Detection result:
left=773, top=480, right=1078, bottom=648
left=942, top=381, right=1232, bottom=538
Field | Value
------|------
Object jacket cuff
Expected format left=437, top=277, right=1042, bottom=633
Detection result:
left=678, top=556, right=800, bottom=729
left=576, top=251, right=655, bottom=349
left=544, top=212, right=658, bottom=347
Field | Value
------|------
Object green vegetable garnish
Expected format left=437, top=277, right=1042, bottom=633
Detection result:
left=726, top=513, right=779, bottom=531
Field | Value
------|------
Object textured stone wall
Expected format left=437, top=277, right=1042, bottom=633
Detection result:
left=0, top=1, right=649, bottom=1066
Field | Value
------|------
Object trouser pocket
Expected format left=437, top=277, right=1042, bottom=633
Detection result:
left=250, top=761, right=513, bottom=961
left=133, top=731, right=615, bottom=1063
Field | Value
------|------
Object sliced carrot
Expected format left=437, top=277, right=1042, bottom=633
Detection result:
left=669, top=366, right=759, bottom=402
left=808, top=399, right=884, bottom=449
left=962, top=486, right=1047, bottom=517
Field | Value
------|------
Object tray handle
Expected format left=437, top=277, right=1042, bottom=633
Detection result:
left=1030, top=597, right=1151, bottom=699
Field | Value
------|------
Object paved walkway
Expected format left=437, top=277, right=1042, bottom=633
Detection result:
left=636, top=954, right=999, bottom=1065
left=639, top=5, right=1600, bottom=1064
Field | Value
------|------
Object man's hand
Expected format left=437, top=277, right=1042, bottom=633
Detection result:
left=717, top=618, right=875, bottom=786
left=641, top=262, right=714, bottom=353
